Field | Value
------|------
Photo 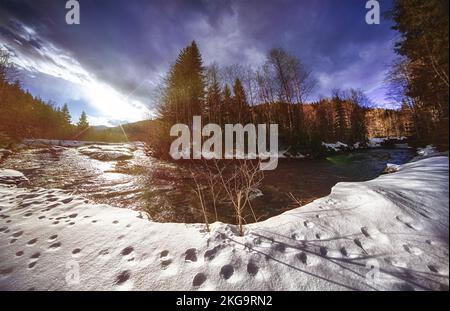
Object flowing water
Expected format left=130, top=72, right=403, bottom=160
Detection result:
left=0, top=143, right=415, bottom=224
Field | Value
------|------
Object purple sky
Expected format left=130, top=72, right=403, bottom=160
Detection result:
left=0, top=0, right=399, bottom=126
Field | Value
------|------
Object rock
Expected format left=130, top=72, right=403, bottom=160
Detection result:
left=0, top=169, right=29, bottom=186
left=78, top=144, right=134, bottom=161
left=383, top=163, right=400, bottom=174
left=0, top=149, right=13, bottom=161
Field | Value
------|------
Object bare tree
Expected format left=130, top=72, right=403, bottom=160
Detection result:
left=189, top=159, right=264, bottom=236
left=266, top=48, right=316, bottom=104
left=214, top=159, right=263, bottom=236
left=190, top=167, right=210, bottom=232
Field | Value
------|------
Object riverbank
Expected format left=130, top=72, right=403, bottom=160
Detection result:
left=0, top=155, right=448, bottom=290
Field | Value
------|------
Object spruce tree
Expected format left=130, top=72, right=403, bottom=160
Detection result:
left=160, top=41, right=205, bottom=126
left=233, top=78, right=249, bottom=124
left=222, top=84, right=232, bottom=125
left=77, top=111, right=89, bottom=131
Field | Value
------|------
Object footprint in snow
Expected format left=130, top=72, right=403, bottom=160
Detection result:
left=48, top=234, right=58, bottom=241
left=361, top=227, right=371, bottom=238
left=161, top=259, right=173, bottom=269
left=27, top=238, right=38, bottom=245
left=159, top=250, right=172, bottom=268
left=28, top=261, right=37, bottom=269
left=192, top=273, right=207, bottom=287
left=115, top=270, right=131, bottom=285
left=220, top=264, right=234, bottom=280
left=121, top=246, right=134, bottom=256
left=304, top=220, right=314, bottom=229
left=185, top=248, right=197, bottom=262
left=403, top=244, right=423, bottom=256
left=427, top=264, right=439, bottom=273
left=319, top=246, right=328, bottom=257
left=247, top=260, right=259, bottom=276
left=30, top=252, right=40, bottom=259
left=296, top=252, right=308, bottom=265
left=273, top=243, right=286, bottom=253
left=12, top=231, right=23, bottom=238
left=48, top=242, right=61, bottom=250
left=0, top=267, right=14, bottom=277
left=204, top=245, right=223, bottom=261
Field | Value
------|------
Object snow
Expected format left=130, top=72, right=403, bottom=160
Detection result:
left=417, top=145, right=438, bottom=157
left=322, top=141, right=349, bottom=152
left=0, top=169, right=29, bottom=186
left=367, top=137, right=407, bottom=148
left=77, top=144, right=135, bottom=161
left=0, top=156, right=448, bottom=291
left=322, top=137, right=409, bottom=152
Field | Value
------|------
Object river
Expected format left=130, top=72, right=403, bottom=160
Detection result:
left=0, top=143, right=415, bottom=224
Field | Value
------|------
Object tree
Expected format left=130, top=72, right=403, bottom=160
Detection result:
left=390, top=0, right=449, bottom=148
left=61, top=104, right=72, bottom=124
left=205, top=64, right=222, bottom=124
left=77, top=111, right=89, bottom=131
left=222, top=84, right=232, bottom=124
left=159, top=41, right=205, bottom=126
left=233, top=78, right=250, bottom=124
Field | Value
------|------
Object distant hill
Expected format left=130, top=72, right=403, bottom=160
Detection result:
left=81, top=119, right=158, bottom=143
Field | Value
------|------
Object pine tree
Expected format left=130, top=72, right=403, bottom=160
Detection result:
left=159, top=41, right=205, bottom=126
left=77, top=111, right=89, bottom=131
left=222, top=84, right=232, bottom=125
left=205, top=64, right=222, bottom=124
left=233, top=78, right=250, bottom=124
left=61, top=103, right=71, bottom=125
left=390, top=0, right=449, bottom=148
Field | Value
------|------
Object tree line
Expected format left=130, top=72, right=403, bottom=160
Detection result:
left=152, top=41, right=410, bottom=158
left=0, top=50, right=89, bottom=147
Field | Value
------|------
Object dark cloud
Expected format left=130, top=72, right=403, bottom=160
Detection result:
left=0, top=0, right=399, bottom=125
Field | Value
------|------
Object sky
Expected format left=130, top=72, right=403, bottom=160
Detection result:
left=0, top=0, right=400, bottom=126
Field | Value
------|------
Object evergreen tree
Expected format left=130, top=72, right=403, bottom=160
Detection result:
left=233, top=78, right=250, bottom=124
left=205, top=65, right=222, bottom=124
left=222, top=84, right=232, bottom=125
left=77, top=111, right=89, bottom=131
left=390, top=0, right=449, bottom=148
left=159, top=41, right=205, bottom=126
left=61, top=103, right=72, bottom=124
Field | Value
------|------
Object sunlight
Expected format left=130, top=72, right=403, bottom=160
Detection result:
left=84, top=81, right=149, bottom=123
